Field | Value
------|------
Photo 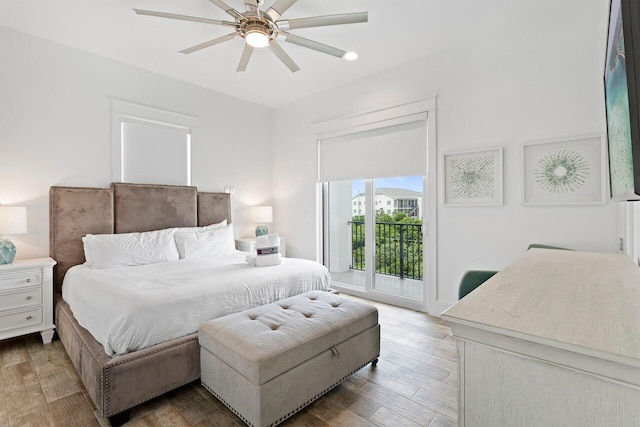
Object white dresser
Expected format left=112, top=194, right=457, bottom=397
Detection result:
left=442, top=249, right=640, bottom=426
left=0, top=257, right=56, bottom=344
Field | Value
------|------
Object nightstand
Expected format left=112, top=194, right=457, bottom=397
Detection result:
left=0, top=257, right=56, bottom=344
left=236, top=237, right=287, bottom=257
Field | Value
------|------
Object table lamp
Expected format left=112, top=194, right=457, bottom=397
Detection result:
left=252, top=206, right=272, bottom=236
left=0, top=206, right=27, bottom=265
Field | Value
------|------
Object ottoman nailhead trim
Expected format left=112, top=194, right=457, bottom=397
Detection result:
left=202, top=356, right=379, bottom=427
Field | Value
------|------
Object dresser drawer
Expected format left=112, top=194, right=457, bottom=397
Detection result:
left=0, top=269, right=42, bottom=290
left=0, top=307, right=43, bottom=333
left=0, top=287, right=42, bottom=311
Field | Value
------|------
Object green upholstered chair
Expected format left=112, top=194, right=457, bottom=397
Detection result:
left=527, top=243, right=571, bottom=251
left=458, top=270, right=498, bottom=300
left=458, top=244, right=570, bottom=300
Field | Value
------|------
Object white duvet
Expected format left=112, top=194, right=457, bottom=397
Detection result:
left=62, top=251, right=331, bottom=356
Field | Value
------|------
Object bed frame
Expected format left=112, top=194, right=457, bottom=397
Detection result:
left=49, top=183, right=231, bottom=425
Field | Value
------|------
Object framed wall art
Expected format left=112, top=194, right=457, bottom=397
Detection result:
left=443, top=147, right=503, bottom=206
left=522, top=135, right=606, bottom=205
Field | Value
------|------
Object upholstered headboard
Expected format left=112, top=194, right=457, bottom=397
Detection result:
left=49, top=183, right=231, bottom=294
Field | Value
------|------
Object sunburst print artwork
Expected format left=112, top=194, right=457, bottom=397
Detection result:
left=533, top=149, right=590, bottom=194
left=444, top=147, right=503, bottom=206
left=523, top=136, right=604, bottom=205
left=449, top=155, right=496, bottom=199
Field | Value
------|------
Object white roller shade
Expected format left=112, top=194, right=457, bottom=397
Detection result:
left=318, top=113, right=427, bottom=182
left=122, top=121, right=191, bottom=185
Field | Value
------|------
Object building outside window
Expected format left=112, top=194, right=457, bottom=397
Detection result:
left=352, top=188, right=422, bottom=218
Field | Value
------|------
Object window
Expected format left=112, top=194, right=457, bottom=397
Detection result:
left=121, top=121, right=190, bottom=185
left=315, top=98, right=437, bottom=313
left=111, top=99, right=197, bottom=185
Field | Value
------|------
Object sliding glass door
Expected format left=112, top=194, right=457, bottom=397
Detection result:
left=325, top=175, right=424, bottom=304
left=326, top=179, right=366, bottom=290
left=371, top=176, right=424, bottom=300
left=315, top=98, right=437, bottom=312
left=317, top=106, right=430, bottom=308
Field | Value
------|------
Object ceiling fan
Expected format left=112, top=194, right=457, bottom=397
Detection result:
left=134, top=0, right=368, bottom=72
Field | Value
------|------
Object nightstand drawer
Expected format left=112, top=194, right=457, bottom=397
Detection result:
left=0, top=258, right=55, bottom=343
left=0, top=269, right=42, bottom=290
left=0, top=307, right=42, bottom=333
left=0, top=287, right=42, bottom=311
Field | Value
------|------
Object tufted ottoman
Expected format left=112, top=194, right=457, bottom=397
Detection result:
left=198, top=290, right=380, bottom=427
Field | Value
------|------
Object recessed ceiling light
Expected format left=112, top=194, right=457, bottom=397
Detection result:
left=343, top=51, right=358, bottom=61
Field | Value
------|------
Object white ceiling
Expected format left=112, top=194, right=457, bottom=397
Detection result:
left=0, top=0, right=579, bottom=108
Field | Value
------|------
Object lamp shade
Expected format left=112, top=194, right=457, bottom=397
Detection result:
left=252, top=206, right=273, bottom=223
left=0, top=206, right=27, bottom=235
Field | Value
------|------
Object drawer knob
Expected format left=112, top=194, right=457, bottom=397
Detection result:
left=26, top=296, right=32, bottom=300
left=26, top=316, right=32, bottom=320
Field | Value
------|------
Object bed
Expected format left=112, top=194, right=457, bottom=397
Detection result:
left=49, top=183, right=330, bottom=425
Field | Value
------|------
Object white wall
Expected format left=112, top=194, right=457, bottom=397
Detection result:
left=272, top=2, right=619, bottom=313
left=0, top=27, right=273, bottom=259
left=0, top=2, right=622, bottom=314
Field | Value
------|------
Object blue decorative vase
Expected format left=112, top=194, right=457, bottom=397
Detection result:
left=0, top=238, right=16, bottom=265
left=255, top=225, right=269, bottom=236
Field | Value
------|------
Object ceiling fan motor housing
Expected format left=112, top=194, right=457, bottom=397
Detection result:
left=239, top=16, right=278, bottom=47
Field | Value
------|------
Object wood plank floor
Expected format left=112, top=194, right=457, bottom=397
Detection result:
left=0, top=296, right=458, bottom=427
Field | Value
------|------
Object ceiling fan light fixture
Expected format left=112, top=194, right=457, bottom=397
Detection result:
left=343, top=51, right=358, bottom=61
left=245, top=30, right=270, bottom=48
left=135, top=1, right=368, bottom=72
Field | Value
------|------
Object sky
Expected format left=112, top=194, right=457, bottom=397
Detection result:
left=351, top=175, right=423, bottom=196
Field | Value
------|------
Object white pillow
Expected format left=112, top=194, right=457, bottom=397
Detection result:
left=83, top=228, right=180, bottom=269
left=175, top=219, right=227, bottom=234
left=174, top=224, right=236, bottom=259
left=204, top=219, right=228, bottom=230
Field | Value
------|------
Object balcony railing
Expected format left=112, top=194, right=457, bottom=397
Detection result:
left=348, top=221, right=423, bottom=280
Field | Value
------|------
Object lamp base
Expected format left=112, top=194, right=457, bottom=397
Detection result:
left=0, top=238, right=16, bottom=265
left=255, top=225, right=269, bottom=236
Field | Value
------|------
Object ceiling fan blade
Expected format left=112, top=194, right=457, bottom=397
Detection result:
left=208, top=0, right=243, bottom=19
left=280, top=32, right=346, bottom=58
left=237, top=44, right=254, bottom=71
left=244, top=0, right=259, bottom=13
left=277, top=12, right=368, bottom=31
left=269, top=41, right=300, bottom=73
left=133, top=9, right=234, bottom=27
left=179, top=33, right=237, bottom=54
left=266, top=0, right=299, bottom=20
